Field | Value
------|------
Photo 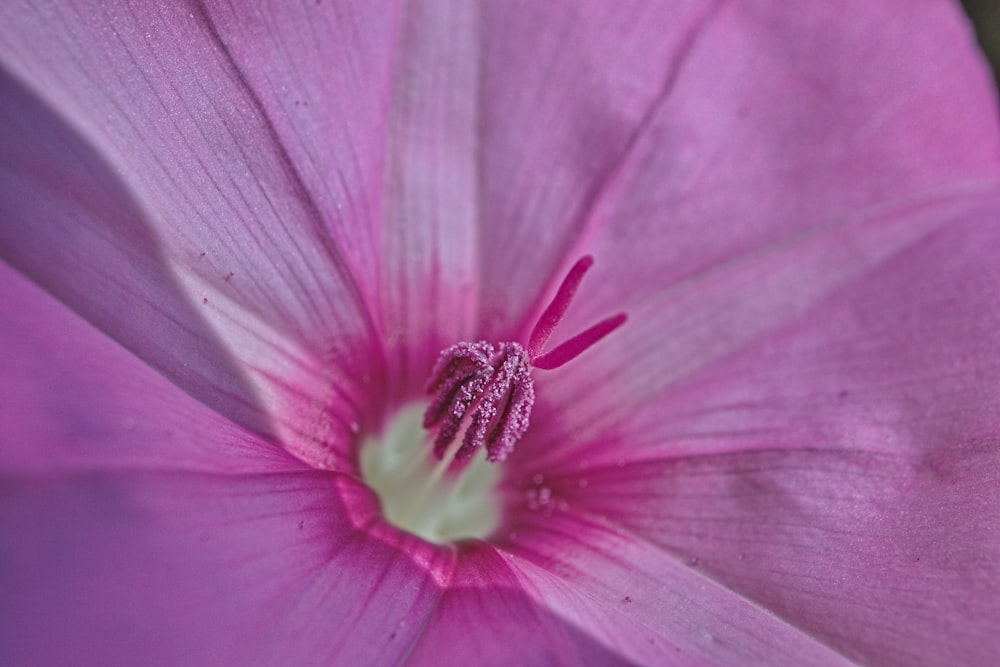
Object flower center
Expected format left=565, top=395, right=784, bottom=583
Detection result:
left=359, top=404, right=501, bottom=544
left=422, top=255, right=626, bottom=465
left=359, top=256, right=625, bottom=544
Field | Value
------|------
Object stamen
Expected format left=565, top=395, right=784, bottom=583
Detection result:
left=423, top=341, right=496, bottom=458
left=424, top=342, right=535, bottom=463
left=423, top=255, right=624, bottom=464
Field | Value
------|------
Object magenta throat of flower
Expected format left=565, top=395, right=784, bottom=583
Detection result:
left=422, top=255, right=627, bottom=464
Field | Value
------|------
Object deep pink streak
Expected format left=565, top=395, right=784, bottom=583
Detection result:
left=531, top=312, right=627, bottom=370
left=527, top=255, right=594, bottom=359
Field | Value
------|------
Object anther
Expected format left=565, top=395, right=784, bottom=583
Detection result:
left=423, top=342, right=534, bottom=463
left=423, top=256, right=625, bottom=463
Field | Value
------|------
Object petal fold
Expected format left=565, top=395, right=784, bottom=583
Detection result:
left=566, top=0, right=1000, bottom=333
left=470, top=0, right=721, bottom=338
left=0, top=262, right=298, bottom=475
left=378, top=1, right=483, bottom=397
left=404, top=542, right=628, bottom=666
left=502, top=512, right=855, bottom=666
left=528, top=193, right=1000, bottom=469
left=563, top=444, right=1000, bottom=666
left=0, top=471, right=442, bottom=667
left=0, top=3, right=388, bottom=448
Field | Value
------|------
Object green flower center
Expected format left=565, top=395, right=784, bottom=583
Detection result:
left=359, top=404, right=501, bottom=544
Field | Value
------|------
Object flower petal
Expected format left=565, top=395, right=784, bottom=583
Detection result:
left=0, top=471, right=443, bottom=666
left=558, top=0, right=1000, bottom=333
left=527, top=193, right=1000, bottom=468
left=0, top=261, right=301, bottom=474
left=404, top=541, right=627, bottom=666
left=0, top=4, right=386, bottom=453
left=0, top=70, right=270, bottom=435
left=558, top=444, right=1000, bottom=666
left=466, top=0, right=721, bottom=338
left=472, top=1, right=999, bottom=342
left=196, top=0, right=401, bottom=309
left=378, top=2, right=482, bottom=395
left=322, top=474, right=630, bottom=664
left=522, top=199, right=1000, bottom=664
left=500, top=512, right=855, bottom=666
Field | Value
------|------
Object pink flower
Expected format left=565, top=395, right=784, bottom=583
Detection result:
left=2, top=1, right=999, bottom=665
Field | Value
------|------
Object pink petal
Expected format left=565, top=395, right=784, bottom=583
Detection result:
left=404, top=541, right=627, bottom=665
left=527, top=193, right=1000, bottom=468
left=499, top=512, right=854, bottom=666
left=197, top=0, right=400, bottom=310
left=0, top=262, right=300, bottom=475
left=468, top=1, right=719, bottom=340
left=0, top=70, right=269, bottom=435
left=514, top=200, right=1000, bottom=664
left=0, top=471, right=444, bottom=666
left=325, top=475, right=629, bottom=664
left=377, top=3, right=484, bottom=395
left=556, top=0, right=1000, bottom=335
left=557, top=444, right=1000, bottom=666
left=470, top=1, right=998, bottom=344
left=0, top=4, right=385, bottom=448
left=376, top=1, right=695, bottom=393
left=633, top=197, right=1000, bottom=466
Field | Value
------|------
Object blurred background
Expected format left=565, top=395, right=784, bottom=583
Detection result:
left=964, top=1, right=1000, bottom=90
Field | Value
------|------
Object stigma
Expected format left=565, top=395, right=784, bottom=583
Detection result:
left=423, top=256, right=626, bottom=463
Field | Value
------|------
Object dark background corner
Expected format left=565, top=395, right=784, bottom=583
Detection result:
left=963, top=1, right=1000, bottom=90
